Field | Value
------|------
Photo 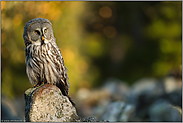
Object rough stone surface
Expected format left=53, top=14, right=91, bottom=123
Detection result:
left=24, top=84, right=79, bottom=122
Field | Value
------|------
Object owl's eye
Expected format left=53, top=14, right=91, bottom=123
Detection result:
left=44, top=29, right=47, bottom=33
left=34, top=30, right=40, bottom=35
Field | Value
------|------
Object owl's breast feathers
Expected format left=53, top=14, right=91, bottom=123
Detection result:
left=25, top=42, right=69, bottom=95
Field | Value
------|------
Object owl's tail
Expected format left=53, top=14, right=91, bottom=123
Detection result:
left=67, top=95, right=75, bottom=106
left=56, top=81, right=75, bottom=106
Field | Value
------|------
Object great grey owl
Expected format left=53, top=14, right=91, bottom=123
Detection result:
left=23, top=18, right=74, bottom=106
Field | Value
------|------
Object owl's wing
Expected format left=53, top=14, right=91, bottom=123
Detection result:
left=54, top=46, right=75, bottom=106
left=51, top=41, right=76, bottom=106
left=51, top=41, right=70, bottom=94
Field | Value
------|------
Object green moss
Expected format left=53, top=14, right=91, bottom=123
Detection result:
left=25, top=88, right=36, bottom=95
left=56, top=110, right=63, bottom=118
left=50, top=92, right=54, bottom=95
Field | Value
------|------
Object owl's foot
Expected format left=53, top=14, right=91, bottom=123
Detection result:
left=41, top=82, right=46, bottom=86
left=33, top=84, right=39, bottom=88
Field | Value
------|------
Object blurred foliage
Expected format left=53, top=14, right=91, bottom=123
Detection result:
left=1, top=1, right=182, bottom=99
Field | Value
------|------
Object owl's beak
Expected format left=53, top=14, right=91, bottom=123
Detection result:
left=41, top=36, right=45, bottom=45
left=41, top=36, right=44, bottom=41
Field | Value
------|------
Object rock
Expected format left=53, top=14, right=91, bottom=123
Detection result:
left=130, top=78, right=162, bottom=96
left=163, top=76, right=182, bottom=93
left=118, top=104, right=135, bottom=122
left=24, top=84, right=80, bottom=122
left=1, top=103, right=23, bottom=122
left=81, top=116, right=98, bottom=122
left=128, top=78, right=158, bottom=104
left=102, top=78, right=131, bottom=102
left=13, top=96, right=26, bottom=120
left=128, top=78, right=166, bottom=120
left=167, top=89, right=182, bottom=107
left=80, top=116, right=109, bottom=122
left=75, top=87, right=111, bottom=117
left=92, top=102, right=110, bottom=119
left=149, top=100, right=182, bottom=122
left=98, top=101, right=135, bottom=122
left=1, top=96, right=24, bottom=122
left=75, top=78, right=131, bottom=118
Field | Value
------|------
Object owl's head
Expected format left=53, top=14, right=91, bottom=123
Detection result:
left=23, top=18, right=55, bottom=46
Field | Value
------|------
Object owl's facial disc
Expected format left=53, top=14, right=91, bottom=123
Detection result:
left=28, top=22, right=53, bottom=45
left=41, top=23, right=52, bottom=40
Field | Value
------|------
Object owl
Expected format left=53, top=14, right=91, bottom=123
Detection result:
left=23, top=18, right=74, bottom=106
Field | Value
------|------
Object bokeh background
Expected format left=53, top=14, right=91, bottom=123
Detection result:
left=1, top=1, right=182, bottom=121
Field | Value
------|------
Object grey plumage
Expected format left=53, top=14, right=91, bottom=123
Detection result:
left=23, top=18, right=74, bottom=106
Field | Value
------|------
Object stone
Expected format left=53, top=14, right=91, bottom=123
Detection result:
left=81, top=116, right=98, bottom=122
left=74, top=87, right=111, bottom=117
left=118, top=104, right=135, bottom=121
left=167, top=89, right=182, bottom=107
left=149, top=100, right=182, bottom=122
left=1, top=103, right=23, bottom=122
left=98, top=101, right=135, bottom=122
left=128, top=78, right=166, bottom=120
left=1, top=96, right=24, bottom=122
left=130, top=78, right=160, bottom=96
left=163, top=76, right=182, bottom=93
left=24, top=84, right=80, bottom=122
left=102, top=78, right=131, bottom=102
